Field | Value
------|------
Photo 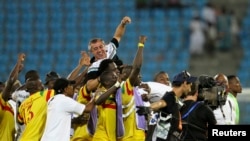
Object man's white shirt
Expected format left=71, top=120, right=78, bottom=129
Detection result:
left=41, top=94, right=85, bottom=141
left=144, top=81, right=173, bottom=103
left=213, top=95, right=236, bottom=125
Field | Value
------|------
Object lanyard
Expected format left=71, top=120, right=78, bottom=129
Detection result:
left=182, top=102, right=201, bottom=119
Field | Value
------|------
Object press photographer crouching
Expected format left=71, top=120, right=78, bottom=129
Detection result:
left=180, top=76, right=218, bottom=141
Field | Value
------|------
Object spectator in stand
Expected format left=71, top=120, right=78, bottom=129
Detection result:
left=216, top=6, right=232, bottom=51
left=204, top=22, right=217, bottom=56
left=229, top=10, right=241, bottom=48
left=202, top=2, right=217, bottom=56
left=201, top=2, right=217, bottom=27
left=189, top=14, right=206, bottom=57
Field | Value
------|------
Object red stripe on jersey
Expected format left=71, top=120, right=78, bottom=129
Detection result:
left=126, top=82, right=133, bottom=96
left=46, top=90, right=52, bottom=102
left=102, top=104, right=116, bottom=109
left=81, top=88, right=91, bottom=101
left=17, top=114, right=24, bottom=124
left=0, top=101, right=14, bottom=115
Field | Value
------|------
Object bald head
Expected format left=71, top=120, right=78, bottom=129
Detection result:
left=25, top=78, right=44, bottom=94
left=214, top=73, right=229, bottom=90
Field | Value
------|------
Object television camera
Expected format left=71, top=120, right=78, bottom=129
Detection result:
left=197, top=75, right=227, bottom=110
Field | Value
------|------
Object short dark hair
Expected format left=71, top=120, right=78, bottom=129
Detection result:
left=187, top=82, right=199, bottom=96
left=97, top=59, right=115, bottom=76
left=25, top=70, right=40, bottom=82
left=44, top=71, right=60, bottom=85
left=153, top=71, right=167, bottom=81
left=227, top=75, right=236, bottom=82
left=99, top=71, right=114, bottom=88
left=25, top=78, right=41, bottom=93
left=171, top=81, right=183, bottom=87
left=53, top=78, right=75, bottom=94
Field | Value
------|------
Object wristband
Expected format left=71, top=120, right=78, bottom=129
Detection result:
left=138, top=43, right=144, bottom=48
left=114, top=81, right=120, bottom=88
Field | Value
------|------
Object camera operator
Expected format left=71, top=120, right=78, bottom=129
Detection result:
left=180, top=81, right=216, bottom=141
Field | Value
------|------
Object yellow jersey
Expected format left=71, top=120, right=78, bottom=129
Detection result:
left=0, top=94, right=15, bottom=141
left=18, top=89, right=54, bottom=141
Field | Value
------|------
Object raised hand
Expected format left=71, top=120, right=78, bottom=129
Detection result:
left=80, top=51, right=91, bottom=67
left=139, top=35, right=147, bottom=44
left=121, top=16, right=131, bottom=25
left=17, top=53, right=25, bottom=72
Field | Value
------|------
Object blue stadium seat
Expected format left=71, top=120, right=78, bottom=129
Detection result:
left=175, top=62, right=188, bottom=72
left=241, top=40, right=250, bottom=49
left=153, top=9, right=165, bottom=19
left=238, top=71, right=249, bottom=87
left=159, top=62, right=172, bottom=71
left=41, top=53, right=54, bottom=64
left=0, top=65, right=8, bottom=78
left=145, top=62, right=159, bottom=74
left=136, top=9, right=149, bottom=19
left=35, top=23, right=47, bottom=34
left=39, top=63, right=53, bottom=77
left=26, top=53, right=39, bottom=65
left=181, top=8, right=193, bottom=20
left=80, top=1, right=90, bottom=9
left=239, top=58, right=250, bottom=70
left=167, top=9, right=180, bottom=19
left=126, top=9, right=136, bottom=19
left=171, top=40, right=181, bottom=50
left=196, top=0, right=207, bottom=7
left=50, top=12, right=62, bottom=22
left=168, top=20, right=181, bottom=30
left=49, top=41, right=61, bottom=52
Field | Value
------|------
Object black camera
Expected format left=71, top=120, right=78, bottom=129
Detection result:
left=197, top=75, right=227, bottom=110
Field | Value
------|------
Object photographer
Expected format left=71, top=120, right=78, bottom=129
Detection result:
left=180, top=81, right=217, bottom=141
